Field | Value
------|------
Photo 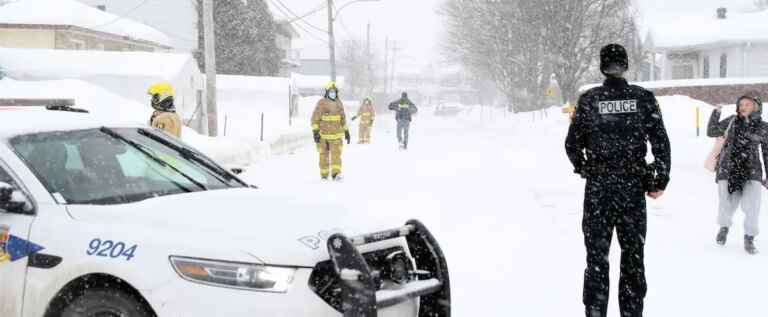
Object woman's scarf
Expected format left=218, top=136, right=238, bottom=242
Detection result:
left=727, top=115, right=759, bottom=193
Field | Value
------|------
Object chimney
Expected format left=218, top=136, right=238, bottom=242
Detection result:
left=96, top=4, right=106, bottom=11
left=717, top=7, right=727, bottom=19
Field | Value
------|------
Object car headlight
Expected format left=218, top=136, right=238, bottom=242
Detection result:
left=170, top=256, right=296, bottom=293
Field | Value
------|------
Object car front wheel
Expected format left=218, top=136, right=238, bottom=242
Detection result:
left=60, top=289, right=152, bottom=317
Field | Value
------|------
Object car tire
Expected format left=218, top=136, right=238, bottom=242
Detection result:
left=60, top=289, right=152, bottom=317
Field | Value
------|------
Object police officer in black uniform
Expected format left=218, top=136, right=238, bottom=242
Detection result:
left=565, top=44, right=671, bottom=317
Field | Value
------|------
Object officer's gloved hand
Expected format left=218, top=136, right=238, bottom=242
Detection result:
left=313, top=130, right=321, bottom=143
left=650, top=163, right=669, bottom=191
left=575, top=166, right=587, bottom=179
left=345, top=130, right=351, bottom=144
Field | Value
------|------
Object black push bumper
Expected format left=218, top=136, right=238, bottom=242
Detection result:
left=309, top=219, right=451, bottom=317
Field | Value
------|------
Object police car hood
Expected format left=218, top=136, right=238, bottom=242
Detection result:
left=65, top=188, right=389, bottom=267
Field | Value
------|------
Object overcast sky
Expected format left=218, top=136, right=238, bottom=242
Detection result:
left=277, top=0, right=760, bottom=72
left=271, top=0, right=443, bottom=72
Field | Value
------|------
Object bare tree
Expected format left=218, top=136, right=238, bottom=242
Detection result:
left=338, top=38, right=382, bottom=99
left=440, top=0, right=636, bottom=110
left=440, top=0, right=550, bottom=112
left=541, top=0, right=635, bottom=103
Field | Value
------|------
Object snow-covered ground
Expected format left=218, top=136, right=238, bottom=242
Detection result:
left=240, top=97, right=768, bottom=316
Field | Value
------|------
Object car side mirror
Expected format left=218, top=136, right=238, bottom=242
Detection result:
left=0, top=182, right=33, bottom=214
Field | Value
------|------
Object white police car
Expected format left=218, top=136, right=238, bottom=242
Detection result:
left=0, top=99, right=450, bottom=317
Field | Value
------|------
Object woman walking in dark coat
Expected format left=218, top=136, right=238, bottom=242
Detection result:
left=708, top=92, right=768, bottom=254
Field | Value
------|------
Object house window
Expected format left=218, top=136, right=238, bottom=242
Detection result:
left=70, top=39, right=86, bottom=50
left=672, top=64, right=694, bottom=79
left=720, top=53, right=728, bottom=78
left=703, top=56, right=710, bottom=78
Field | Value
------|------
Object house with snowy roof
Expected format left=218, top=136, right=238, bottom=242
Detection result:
left=276, top=21, right=302, bottom=76
left=0, top=0, right=172, bottom=52
left=650, top=7, right=768, bottom=80
left=266, top=2, right=304, bottom=76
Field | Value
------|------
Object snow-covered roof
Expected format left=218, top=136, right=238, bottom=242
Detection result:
left=291, top=73, right=344, bottom=90
left=0, top=0, right=171, bottom=47
left=651, top=9, right=768, bottom=51
left=217, top=75, right=293, bottom=93
left=0, top=48, right=197, bottom=80
left=0, top=78, right=150, bottom=126
left=0, top=78, right=151, bottom=137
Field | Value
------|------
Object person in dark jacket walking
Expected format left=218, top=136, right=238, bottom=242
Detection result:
left=565, top=44, right=671, bottom=317
left=388, top=92, right=418, bottom=149
left=708, top=91, right=767, bottom=254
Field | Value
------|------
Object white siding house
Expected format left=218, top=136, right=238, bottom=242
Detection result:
left=0, top=0, right=172, bottom=52
left=651, top=8, right=768, bottom=80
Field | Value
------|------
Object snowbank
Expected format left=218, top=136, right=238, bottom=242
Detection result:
left=0, top=48, right=190, bottom=79
left=0, top=48, right=203, bottom=118
left=180, top=127, right=269, bottom=169
left=217, top=75, right=293, bottom=93
left=0, top=78, right=149, bottom=123
left=0, top=78, right=262, bottom=168
left=216, top=75, right=310, bottom=156
left=0, top=0, right=171, bottom=47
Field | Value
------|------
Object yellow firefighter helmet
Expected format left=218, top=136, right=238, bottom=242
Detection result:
left=148, top=82, right=176, bottom=112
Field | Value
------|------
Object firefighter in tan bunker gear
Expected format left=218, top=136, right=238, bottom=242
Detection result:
left=311, top=82, right=351, bottom=180
left=147, top=82, right=182, bottom=138
left=353, top=97, right=376, bottom=144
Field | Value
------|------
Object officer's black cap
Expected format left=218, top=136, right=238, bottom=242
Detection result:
left=600, top=44, right=629, bottom=77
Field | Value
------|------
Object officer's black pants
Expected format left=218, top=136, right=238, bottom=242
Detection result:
left=583, top=175, right=647, bottom=317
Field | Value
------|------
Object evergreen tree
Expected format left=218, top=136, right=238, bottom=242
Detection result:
left=196, top=0, right=281, bottom=76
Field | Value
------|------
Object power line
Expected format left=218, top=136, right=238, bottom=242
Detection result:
left=83, top=0, right=198, bottom=47
left=293, top=21, right=329, bottom=44
left=267, top=0, right=329, bottom=44
left=337, top=14, right=355, bottom=40
left=163, top=30, right=197, bottom=44
left=270, top=0, right=328, bottom=33
left=288, top=2, right=327, bottom=23
left=87, top=0, right=153, bottom=29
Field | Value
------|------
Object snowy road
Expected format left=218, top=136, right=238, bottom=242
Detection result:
left=241, top=99, right=768, bottom=316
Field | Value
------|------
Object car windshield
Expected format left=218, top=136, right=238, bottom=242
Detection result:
left=9, top=128, right=245, bottom=205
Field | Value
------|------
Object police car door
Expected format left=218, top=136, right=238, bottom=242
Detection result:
left=0, top=160, right=37, bottom=317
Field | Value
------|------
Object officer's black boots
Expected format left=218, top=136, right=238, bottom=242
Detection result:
left=745, top=235, right=758, bottom=254
left=716, top=227, right=729, bottom=245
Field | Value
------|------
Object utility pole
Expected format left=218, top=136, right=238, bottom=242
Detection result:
left=327, top=0, right=337, bottom=81
left=384, top=36, right=389, bottom=94
left=390, top=42, right=401, bottom=95
left=203, top=0, right=217, bottom=136
left=366, top=23, right=371, bottom=62
left=366, top=22, right=373, bottom=95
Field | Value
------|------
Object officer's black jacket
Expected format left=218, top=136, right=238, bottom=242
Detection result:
left=565, top=77, right=671, bottom=191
